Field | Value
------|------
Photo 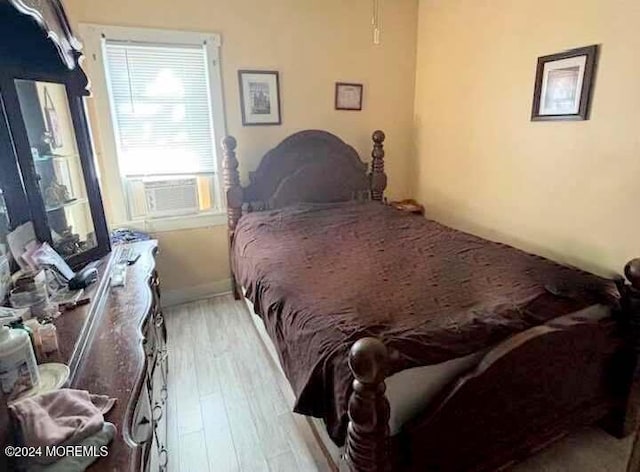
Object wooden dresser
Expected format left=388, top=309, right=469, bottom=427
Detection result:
left=1, top=240, right=168, bottom=471
left=73, top=240, right=168, bottom=471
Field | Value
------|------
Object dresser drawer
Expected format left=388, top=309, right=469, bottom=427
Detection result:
left=147, top=348, right=168, bottom=472
left=153, top=311, right=167, bottom=354
left=131, top=378, right=151, bottom=442
left=53, top=241, right=164, bottom=471
left=134, top=350, right=168, bottom=472
left=148, top=407, right=168, bottom=471
left=142, top=318, right=156, bottom=357
left=146, top=431, right=168, bottom=472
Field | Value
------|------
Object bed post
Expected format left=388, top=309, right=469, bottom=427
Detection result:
left=222, top=136, right=243, bottom=300
left=623, top=259, right=640, bottom=472
left=344, top=337, right=391, bottom=472
left=614, top=258, right=640, bottom=439
left=370, top=130, right=387, bottom=202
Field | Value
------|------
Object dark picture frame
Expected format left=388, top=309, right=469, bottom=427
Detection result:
left=238, top=70, right=281, bottom=126
left=335, top=82, right=363, bottom=111
left=531, top=45, right=599, bottom=121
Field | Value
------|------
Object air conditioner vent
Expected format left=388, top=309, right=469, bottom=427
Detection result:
left=143, top=178, right=199, bottom=218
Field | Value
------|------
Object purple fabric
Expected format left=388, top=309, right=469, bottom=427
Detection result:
left=232, top=201, right=617, bottom=445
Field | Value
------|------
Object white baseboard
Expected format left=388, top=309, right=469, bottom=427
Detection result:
left=161, top=278, right=232, bottom=308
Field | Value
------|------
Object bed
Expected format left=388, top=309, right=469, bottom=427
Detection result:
left=221, top=130, right=640, bottom=471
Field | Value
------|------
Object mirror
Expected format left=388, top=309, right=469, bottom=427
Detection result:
left=14, top=80, right=97, bottom=258
left=0, top=188, right=9, bottom=303
left=0, top=188, right=8, bottom=252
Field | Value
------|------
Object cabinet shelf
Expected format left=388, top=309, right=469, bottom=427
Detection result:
left=34, top=153, right=78, bottom=163
left=45, top=198, right=88, bottom=213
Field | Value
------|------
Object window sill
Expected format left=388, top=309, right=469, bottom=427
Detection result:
left=117, top=212, right=227, bottom=234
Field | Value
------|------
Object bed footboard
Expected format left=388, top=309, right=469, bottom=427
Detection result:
left=344, top=259, right=640, bottom=472
left=614, top=258, right=640, bottom=437
left=344, top=323, right=623, bottom=472
left=401, top=320, right=622, bottom=472
left=344, top=337, right=391, bottom=472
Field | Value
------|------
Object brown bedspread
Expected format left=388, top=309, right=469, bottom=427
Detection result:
left=232, top=201, right=617, bottom=445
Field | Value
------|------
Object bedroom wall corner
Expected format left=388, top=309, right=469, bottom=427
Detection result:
left=152, top=226, right=231, bottom=307
left=413, top=0, right=640, bottom=277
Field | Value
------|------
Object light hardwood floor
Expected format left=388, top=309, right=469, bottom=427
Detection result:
left=165, top=295, right=633, bottom=472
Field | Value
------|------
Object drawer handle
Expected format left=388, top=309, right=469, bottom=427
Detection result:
left=158, top=349, right=168, bottom=363
left=159, top=448, right=168, bottom=469
left=152, top=404, right=163, bottom=422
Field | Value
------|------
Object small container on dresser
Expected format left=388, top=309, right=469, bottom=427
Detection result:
left=0, top=325, right=39, bottom=401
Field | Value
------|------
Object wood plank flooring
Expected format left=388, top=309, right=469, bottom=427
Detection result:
left=166, top=295, right=330, bottom=472
left=165, top=295, right=633, bottom=472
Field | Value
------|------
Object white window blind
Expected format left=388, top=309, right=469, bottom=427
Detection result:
left=104, top=41, right=217, bottom=176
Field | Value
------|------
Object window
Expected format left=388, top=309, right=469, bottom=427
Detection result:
left=79, top=25, right=226, bottom=230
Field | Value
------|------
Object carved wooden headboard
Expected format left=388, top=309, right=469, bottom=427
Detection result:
left=221, top=129, right=387, bottom=232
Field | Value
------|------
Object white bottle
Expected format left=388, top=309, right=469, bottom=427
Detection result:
left=0, top=326, right=40, bottom=401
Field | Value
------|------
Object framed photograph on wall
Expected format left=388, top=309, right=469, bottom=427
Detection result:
left=531, top=45, right=599, bottom=121
left=335, top=82, right=363, bottom=111
left=238, top=70, right=281, bottom=126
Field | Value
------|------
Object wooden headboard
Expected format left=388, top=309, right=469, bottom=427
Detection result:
left=221, top=129, right=387, bottom=232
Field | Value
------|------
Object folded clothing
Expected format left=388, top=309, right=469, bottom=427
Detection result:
left=9, top=388, right=116, bottom=464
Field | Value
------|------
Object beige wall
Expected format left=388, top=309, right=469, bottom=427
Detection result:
left=153, top=226, right=230, bottom=302
left=414, top=0, right=640, bottom=276
left=63, top=0, right=419, bottom=301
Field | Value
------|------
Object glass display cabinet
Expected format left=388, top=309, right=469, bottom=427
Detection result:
left=0, top=0, right=110, bottom=268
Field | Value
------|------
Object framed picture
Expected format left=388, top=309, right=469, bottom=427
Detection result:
left=531, top=45, right=599, bottom=121
left=335, top=82, right=363, bottom=111
left=238, top=70, right=281, bottom=126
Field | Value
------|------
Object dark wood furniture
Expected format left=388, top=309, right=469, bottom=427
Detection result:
left=73, top=241, right=168, bottom=472
left=0, top=391, right=10, bottom=471
left=222, top=129, right=386, bottom=299
left=0, top=0, right=110, bottom=268
left=222, top=129, right=640, bottom=471
left=624, top=263, right=640, bottom=472
left=1, top=241, right=168, bottom=471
